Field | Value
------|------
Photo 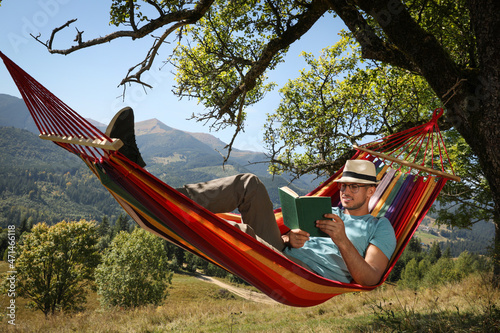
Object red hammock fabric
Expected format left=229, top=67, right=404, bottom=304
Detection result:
left=1, top=51, right=458, bottom=307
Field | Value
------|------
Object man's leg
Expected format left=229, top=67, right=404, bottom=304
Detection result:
left=179, top=173, right=285, bottom=250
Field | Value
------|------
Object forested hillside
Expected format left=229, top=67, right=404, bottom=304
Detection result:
left=0, top=124, right=310, bottom=228
left=417, top=217, right=495, bottom=257
left=0, top=94, right=38, bottom=133
left=0, top=127, right=123, bottom=226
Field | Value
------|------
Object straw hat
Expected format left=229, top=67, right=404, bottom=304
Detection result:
left=333, top=160, right=379, bottom=185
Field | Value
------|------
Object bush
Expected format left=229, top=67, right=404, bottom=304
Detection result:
left=399, top=258, right=429, bottom=289
left=95, top=228, right=173, bottom=308
left=453, top=251, right=477, bottom=278
left=205, top=263, right=229, bottom=278
left=10, top=220, right=100, bottom=316
left=422, top=257, right=459, bottom=287
left=399, top=250, right=492, bottom=289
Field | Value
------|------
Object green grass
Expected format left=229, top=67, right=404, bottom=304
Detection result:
left=415, top=230, right=446, bottom=245
left=1, top=262, right=499, bottom=332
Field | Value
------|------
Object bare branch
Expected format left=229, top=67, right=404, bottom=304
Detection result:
left=74, top=27, right=84, bottom=45
left=34, top=0, right=214, bottom=56
left=31, top=18, right=77, bottom=49
left=218, top=91, right=247, bottom=165
left=119, top=21, right=188, bottom=88
left=265, top=146, right=356, bottom=180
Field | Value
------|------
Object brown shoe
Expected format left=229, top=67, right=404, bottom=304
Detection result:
left=106, top=107, right=146, bottom=167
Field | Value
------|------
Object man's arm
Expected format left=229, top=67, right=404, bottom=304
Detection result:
left=316, top=214, right=389, bottom=286
left=336, top=240, right=388, bottom=286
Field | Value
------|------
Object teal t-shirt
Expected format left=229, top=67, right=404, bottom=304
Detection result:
left=284, top=207, right=396, bottom=283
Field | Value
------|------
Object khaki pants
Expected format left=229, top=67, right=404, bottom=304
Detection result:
left=178, top=173, right=311, bottom=269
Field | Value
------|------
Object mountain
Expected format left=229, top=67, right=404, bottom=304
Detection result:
left=0, top=93, right=108, bottom=134
left=186, top=131, right=228, bottom=151
left=0, top=93, right=313, bottom=186
left=134, top=118, right=274, bottom=182
left=0, top=93, right=300, bottom=182
left=0, top=93, right=38, bottom=133
left=0, top=94, right=316, bottom=228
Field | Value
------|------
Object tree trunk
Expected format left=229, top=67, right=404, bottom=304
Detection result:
left=449, top=0, right=500, bottom=287
left=459, top=101, right=500, bottom=287
left=494, top=217, right=500, bottom=287
left=352, top=0, right=500, bottom=285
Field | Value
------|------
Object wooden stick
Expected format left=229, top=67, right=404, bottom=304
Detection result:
left=353, top=145, right=461, bottom=182
left=39, top=134, right=124, bottom=151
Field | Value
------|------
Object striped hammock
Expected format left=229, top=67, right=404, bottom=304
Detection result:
left=1, top=51, right=459, bottom=307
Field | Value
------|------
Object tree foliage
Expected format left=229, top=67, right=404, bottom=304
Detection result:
left=264, top=34, right=439, bottom=178
left=433, top=130, right=494, bottom=229
left=95, top=228, right=173, bottom=308
left=392, top=238, right=490, bottom=289
left=11, top=220, right=100, bottom=316
left=428, top=241, right=442, bottom=264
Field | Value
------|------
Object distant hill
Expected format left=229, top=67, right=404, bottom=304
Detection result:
left=0, top=93, right=312, bottom=184
left=0, top=93, right=38, bottom=133
left=0, top=127, right=124, bottom=226
left=134, top=118, right=284, bottom=185
left=0, top=93, right=306, bottom=181
left=0, top=94, right=316, bottom=228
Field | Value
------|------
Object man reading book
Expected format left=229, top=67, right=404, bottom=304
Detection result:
left=107, top=107, right=396, bottom=286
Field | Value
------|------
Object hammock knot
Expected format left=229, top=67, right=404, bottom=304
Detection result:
left=425, top=108, right=444, bottom=131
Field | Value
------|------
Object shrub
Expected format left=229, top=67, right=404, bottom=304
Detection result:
left=422, top=257, right=459, bottom=286
left=10, top=220, right=100, bottom=316
left=205, top=263, right=229, bottom=278
left=95, top=228, right=173, bottom=308
left=453, top=251, right=476, bottom=279
left=399, top=258, right=430, bottom=289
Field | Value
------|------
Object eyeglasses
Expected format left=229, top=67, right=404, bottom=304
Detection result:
left=337, top=183, right=373, bottom=194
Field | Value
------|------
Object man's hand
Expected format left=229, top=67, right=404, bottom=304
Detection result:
left=282, top=229, right=310, bottom=248
left=316, top=214, right=348, bottom=245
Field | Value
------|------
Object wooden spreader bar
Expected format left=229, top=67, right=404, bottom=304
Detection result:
left=353, top=145, right=461, bottom=182
left=40, top=134, right=124, bottom=151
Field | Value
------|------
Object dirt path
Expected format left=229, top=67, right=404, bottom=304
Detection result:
left=196, top=274, right=278, bottom=305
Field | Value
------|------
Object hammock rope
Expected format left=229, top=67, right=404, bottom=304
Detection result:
left=1, top=51, right=459, bottom=307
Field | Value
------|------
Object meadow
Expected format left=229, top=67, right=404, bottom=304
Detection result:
left=1, top=261, right=499, bottom=332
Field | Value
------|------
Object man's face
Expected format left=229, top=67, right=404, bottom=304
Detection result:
left=338, top=183, right=375, bottom=214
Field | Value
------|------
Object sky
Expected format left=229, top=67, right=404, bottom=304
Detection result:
left=0, top=0, right=345, bottom=153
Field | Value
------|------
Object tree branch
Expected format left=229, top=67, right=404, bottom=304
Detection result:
left=119, top=21, right=188, bottom=88
left=215, top=0, right=331, bottom=118
left=33, top=0, right=215, bottom=56
left=264, top=145, right=356, bottom=180
left=31, top=19, right=77, bottom=49
left=352, top=0, right=462, bottom=103
left=327, top=0, right=419, bottom=72
left=128, top=0, right=138, bottom=32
